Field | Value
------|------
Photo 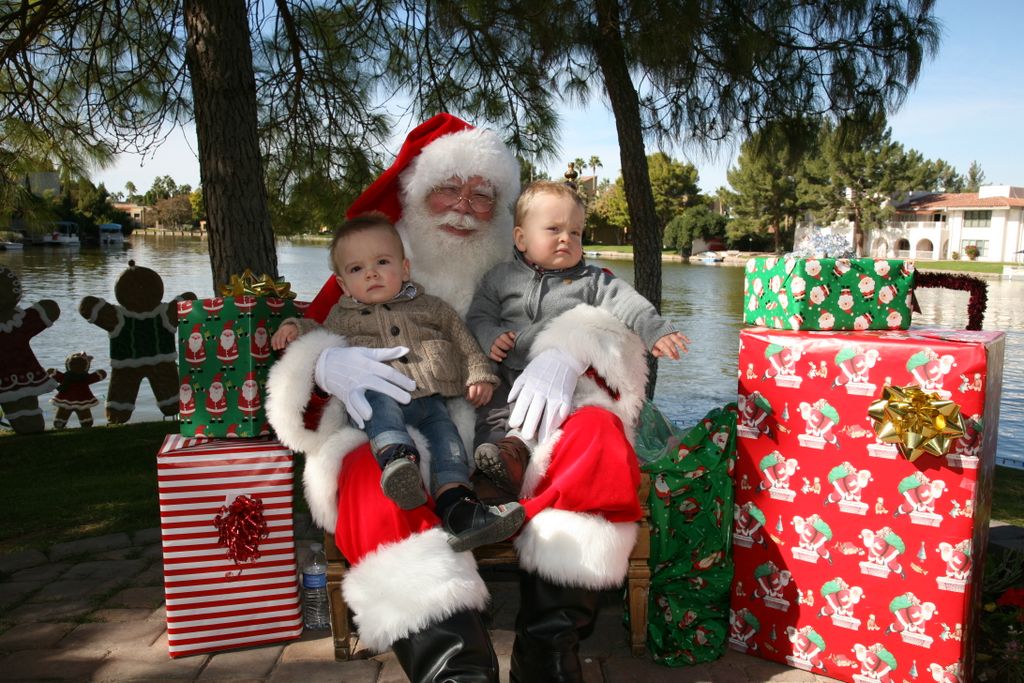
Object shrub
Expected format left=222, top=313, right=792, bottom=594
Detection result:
left=951, top=251, right=961, bottom=260
left=965, top=244, right=981, bottom=260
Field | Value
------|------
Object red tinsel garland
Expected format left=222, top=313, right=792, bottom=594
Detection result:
left=912, top=271, right=988, bottom=331
left=214, top=494, right=269, bottom=564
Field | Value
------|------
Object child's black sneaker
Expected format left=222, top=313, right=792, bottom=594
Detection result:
left=379, top=445, right=427, bottom=510
left=435, top=486, right=525, bottom=552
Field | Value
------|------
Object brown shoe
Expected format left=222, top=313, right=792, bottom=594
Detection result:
left=473, top=436, right=531, bottom=498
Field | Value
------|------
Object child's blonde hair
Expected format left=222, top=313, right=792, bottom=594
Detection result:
left=514, top=180, right=586, bottom=226
left=328, top=214, right=404, bottom=276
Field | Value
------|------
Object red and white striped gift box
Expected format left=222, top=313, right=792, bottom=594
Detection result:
left=157, top=434, right=303, bottom=657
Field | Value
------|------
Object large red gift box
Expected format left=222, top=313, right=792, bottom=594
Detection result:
left=730, top=327, right=1004, bottom=683
left=157, top=435, right=303, bottom=657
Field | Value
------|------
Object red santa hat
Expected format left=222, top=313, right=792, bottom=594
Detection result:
left=211, top=372, right=223, bottom=384
left=221, top=320, right=234, bottom=334
left=244, top=371, right=256, bottom=383
left=190, top=323, right=201, bottom=336
left=345, top=113, right=519, bottom=223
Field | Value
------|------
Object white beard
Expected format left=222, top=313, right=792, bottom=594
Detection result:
left=398, top=203, right=512, bottom=317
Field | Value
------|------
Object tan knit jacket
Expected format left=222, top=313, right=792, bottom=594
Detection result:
left=288, top=284, right=498, bottom=399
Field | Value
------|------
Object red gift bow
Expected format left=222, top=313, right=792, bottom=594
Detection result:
left=214, top=494, right=270, bottom=564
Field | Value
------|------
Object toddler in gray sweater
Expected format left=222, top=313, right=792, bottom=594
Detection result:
left=466, top=181, right=689, bottom=497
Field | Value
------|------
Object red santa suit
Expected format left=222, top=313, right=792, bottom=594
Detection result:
left=266, top=114, right=644, bottom=679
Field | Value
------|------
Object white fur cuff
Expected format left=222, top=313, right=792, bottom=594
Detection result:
left=265, top=328, right=356, bottom=531
left=515, top=509, right=638, bottom=590
left=342, top=529, right=489, bottom=651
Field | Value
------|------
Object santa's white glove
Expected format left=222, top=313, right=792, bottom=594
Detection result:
left=314, top=346, right=416, bottom=428
left=508, top=347, right=587, bottom=444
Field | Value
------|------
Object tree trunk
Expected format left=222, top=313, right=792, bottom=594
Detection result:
left=183, top=0, right=277, bottom=292
left=852, top=206, right=864, bottom=257
left=593, top=0, right=661, bottom=395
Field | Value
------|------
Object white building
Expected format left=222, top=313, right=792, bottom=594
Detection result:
left=868, top=185, right=1024, bottom=262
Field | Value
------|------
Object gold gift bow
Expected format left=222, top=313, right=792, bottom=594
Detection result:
left=867, top=385, right=966, bottom=462
left=220, top=268, right=295, bottom=299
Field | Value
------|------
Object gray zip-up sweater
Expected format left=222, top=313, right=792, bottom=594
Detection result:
left=466, top=250, right=676, bottom=373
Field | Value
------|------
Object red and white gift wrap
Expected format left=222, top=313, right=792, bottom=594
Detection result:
left=730, top=327, right=1004, bottom=683
left=157, top=435, right=302, bottom=657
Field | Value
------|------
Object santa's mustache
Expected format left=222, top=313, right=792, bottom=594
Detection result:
left=432, top=211, right=487, bottom=233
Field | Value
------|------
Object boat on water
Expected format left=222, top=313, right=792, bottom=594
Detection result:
left=695, top=250, right=725, bottom=264
left=25, top=221, right=80, bottom=246
left=0, top=241, right=23, bottom=251
left=99, top=223, right=125, bottom=245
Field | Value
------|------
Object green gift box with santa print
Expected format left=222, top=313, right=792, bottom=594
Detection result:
left=743, top=257, right=916, bottom=331
left=176, top=294, right=306, bottom=438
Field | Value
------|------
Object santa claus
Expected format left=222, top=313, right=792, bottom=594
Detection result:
left=250, top=320, right=272, bottom=365
left=237, top=371, right=261, bottom=418
left=183, top=323, right=206, bottom=370
left=205, top=372, right=227, bottom=422
left=178, top=378, right=195, bottom=422
left=216, top=320, right=238, bottom=367
left=265, top=114, right=647, bottom=681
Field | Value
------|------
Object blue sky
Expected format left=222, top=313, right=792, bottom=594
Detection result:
left=96, top=0, right=1024, bottom=197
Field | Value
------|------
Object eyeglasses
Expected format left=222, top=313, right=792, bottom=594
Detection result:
left=430, top=185, right=496, bottom=212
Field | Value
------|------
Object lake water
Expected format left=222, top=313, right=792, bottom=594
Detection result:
left=3, top=233, right=1022, bottom=467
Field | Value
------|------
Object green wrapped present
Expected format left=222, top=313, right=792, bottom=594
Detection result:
left=628, top=401, right=738, bottom=666
left=743, top=257, right=915, bottom=331
left=176, top=292, right=305, bottom=438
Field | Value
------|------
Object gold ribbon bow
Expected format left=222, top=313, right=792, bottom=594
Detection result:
left=867, top=385, right=966, bottom=462
left=221, top=268, right=295, bottom=299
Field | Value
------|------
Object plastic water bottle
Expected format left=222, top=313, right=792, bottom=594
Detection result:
left=301, top=542, right=330, bottom=630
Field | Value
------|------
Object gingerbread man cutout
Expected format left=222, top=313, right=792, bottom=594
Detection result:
left=0, top=266, right=60, bottom=433
left=79, top=260, right=195, bottom=423
left=48, top=352, right=107, bottom=429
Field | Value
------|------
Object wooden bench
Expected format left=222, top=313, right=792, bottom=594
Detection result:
left=323, top=473, right=652, bottom=659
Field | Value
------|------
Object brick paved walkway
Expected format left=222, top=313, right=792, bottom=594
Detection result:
left=13, top=516, right=1010, bottom=682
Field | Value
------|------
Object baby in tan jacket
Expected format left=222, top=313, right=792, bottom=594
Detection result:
left=273, top=215, right=523, bottom=552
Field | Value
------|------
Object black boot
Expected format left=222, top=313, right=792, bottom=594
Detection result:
left=390, top=609, right=499, bottom=683
left=509, top=571, right=602, bottom=683
left=435, top=485, right=525, bottom=553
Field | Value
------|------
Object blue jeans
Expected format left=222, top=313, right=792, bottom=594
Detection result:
left=364, top=391, right=469, bottom=493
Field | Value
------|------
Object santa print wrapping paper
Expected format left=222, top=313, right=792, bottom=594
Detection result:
left=157, top=435, right=303, bottom=657
left=177, top=296, right=307, bottom=438
left=730, top=327, right=1005, bottom=683
left=743, top=257, right=916, bottom=331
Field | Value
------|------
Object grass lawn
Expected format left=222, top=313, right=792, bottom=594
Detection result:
left=914, top=260, right=1013, bottom=274
left=0, top=421, right=308, bottom=556
left=2, top=420, right=1024, bottom=556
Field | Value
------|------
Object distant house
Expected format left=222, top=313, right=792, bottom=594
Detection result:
left=867, top=185, right=1024, bottom=261
left=113, top=202, right=149, bottom=229
left=803, top=185, right=1024, bottom=262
